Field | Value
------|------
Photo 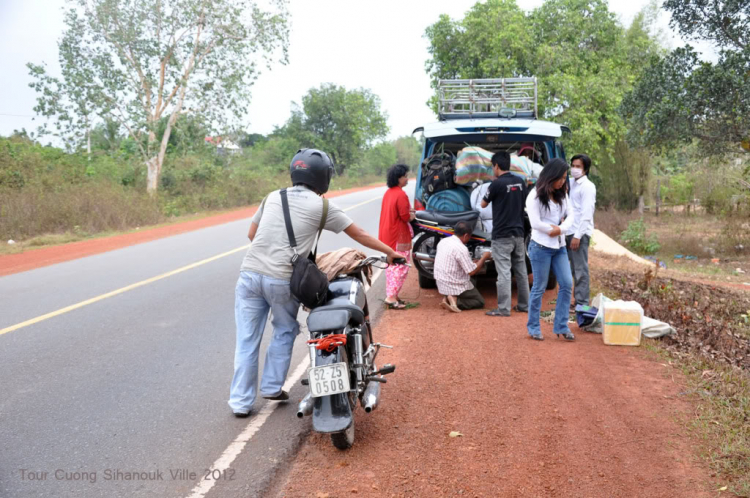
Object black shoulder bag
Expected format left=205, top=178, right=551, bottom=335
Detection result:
left=279, top=188, right=330, bottom=309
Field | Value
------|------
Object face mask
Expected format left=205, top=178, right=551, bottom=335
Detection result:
left=570, top=167, right=584, bottom=179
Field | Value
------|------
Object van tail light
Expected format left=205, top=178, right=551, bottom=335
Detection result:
left=414, top=199, right=426, bottom=211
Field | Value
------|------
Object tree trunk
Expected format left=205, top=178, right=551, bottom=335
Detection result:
left=655, top=179, right=661, bottom=217
left=146, top=79, right=188, bottom=195
left=146, top=156, right=160, bottom=194
left=87, top=127, right=92, bottom=162
left=638, top=195, right=645, bottom=214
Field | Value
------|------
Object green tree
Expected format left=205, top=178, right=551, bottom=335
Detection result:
left=424, top=0, right=663, bottom=162
left=90, top=119, right=123, bottom=153
left=28, top=0, right=289, bottom=193
left=393, top=136, right=422, bottom=171
left=277, top=84, right=389, bottom=173
left=622, top=0, right=750, bottom=154
left=424, top=1, right=532, bottom=81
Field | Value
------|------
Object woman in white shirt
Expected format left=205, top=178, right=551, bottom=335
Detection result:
left=525, top=159, right=575, bottom=341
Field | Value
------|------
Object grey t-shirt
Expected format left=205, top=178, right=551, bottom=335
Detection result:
left=240, top=185, right=354, bottom=280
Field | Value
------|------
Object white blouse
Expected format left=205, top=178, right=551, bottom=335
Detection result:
left=525, top=188, right=575, bottom=249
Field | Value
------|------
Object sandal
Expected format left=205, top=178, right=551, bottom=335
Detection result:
left=385, top=300, right=406, bottom=310
left=439, top=298, right=461, bottom=313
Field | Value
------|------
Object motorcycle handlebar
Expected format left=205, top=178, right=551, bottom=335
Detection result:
left=357, top=255, right=411, bottom=268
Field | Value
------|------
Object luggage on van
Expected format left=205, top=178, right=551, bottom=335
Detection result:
left=421, top=151, right=456, bottom=198
left=455, top=147, right=495, bottom=185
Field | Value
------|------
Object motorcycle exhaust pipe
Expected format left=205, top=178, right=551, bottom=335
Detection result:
left=296, top=393, right=313, bottom=418
left=362, top=381, right=381, bottom=413
left=413, top=252, right=434, bottom=263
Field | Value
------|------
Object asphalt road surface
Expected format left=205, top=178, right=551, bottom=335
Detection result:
left=0, top=183, right=413, bottom=498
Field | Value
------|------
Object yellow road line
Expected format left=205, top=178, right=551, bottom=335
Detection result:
left=0, top=193, right=382, bottom=337
left=341, top=196, right=381, bottom=212
left=0, top=245, right=250, bottom=336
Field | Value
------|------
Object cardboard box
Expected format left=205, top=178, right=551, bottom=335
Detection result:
left=603, top=301, right=643, bottom=346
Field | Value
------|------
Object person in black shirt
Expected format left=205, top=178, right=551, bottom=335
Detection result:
left=480, top=151, right=530, bottom=317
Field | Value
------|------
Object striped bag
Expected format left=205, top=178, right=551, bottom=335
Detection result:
left=455, top=147, right=537, bottom=185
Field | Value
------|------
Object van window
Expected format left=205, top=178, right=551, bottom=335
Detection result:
left=555, top=141, right=566, bottom=160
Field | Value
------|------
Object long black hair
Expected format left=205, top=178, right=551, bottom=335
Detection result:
left=386, top=164, right=410, bottom=188
left=535, top=158, right=569, bottom=211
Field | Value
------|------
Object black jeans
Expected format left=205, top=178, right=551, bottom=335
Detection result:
left=457, top=286, right=485, bottom=310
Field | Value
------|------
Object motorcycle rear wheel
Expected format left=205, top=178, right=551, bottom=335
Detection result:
left=330, top=417, right=355, bottom=450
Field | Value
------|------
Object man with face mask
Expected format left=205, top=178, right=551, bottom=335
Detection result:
left=566, top=154, right=596, bottom=308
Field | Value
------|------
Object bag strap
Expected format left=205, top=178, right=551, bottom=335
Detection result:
left=280, top=189, right=329, bottom=259
left=279, top=188, right=298, bottom=254
left=311, top=198, right=328, bottom=259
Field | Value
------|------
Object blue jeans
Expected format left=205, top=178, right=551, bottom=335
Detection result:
left=527, top=240, right=573, bottom=337
left=228, top=271, right=300, bottom=414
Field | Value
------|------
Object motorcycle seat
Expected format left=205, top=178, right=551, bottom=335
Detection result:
left=415, top=210, right=479, bottom=226
left=307, top=298, right=364, bottom=332
left=472, top=229, right=491, bottom=240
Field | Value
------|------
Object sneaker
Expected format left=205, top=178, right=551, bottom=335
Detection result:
left=233, top=410, right=251, bottom=418
left=512, top=305, right=528, bottom=313
left=485, top=308, right=510, bottom=317
left=262, top=390, right=289, bottom=401
left=529, top=333, right=545, bottom=341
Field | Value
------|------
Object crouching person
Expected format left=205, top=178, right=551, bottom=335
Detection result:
left=434, top=221, right=492, bottom=312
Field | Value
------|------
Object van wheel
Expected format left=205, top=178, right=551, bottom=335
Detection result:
left=412, top=232, right=440, bottom=288
left=418, top=273, right=436, bottom=289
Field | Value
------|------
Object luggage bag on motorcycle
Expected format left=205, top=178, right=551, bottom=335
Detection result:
left=421, top=152, right=456, bottom=199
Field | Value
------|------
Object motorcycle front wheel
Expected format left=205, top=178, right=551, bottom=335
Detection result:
left=330, top=417, right=355, bottom=450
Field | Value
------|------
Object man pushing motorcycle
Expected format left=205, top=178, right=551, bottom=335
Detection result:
left=228, top=149, right=401, bottom=418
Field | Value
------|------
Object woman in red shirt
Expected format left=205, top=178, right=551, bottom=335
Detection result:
left=378, top=164, right=415, bottom=309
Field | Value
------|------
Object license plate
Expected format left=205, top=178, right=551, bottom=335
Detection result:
left=309, top=363, right=350, bottom=398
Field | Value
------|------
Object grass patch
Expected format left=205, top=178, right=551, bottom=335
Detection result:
left=644, top=341, right=750, bottom=496
left=0, top=135, right=387, bottom=245
left=596, top=210, right=744, bottom=261
left=0, top=171, right=383, bottom=252
left=329, top=174, right=382, bottom=191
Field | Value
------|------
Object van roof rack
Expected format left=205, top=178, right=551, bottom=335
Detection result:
left=438, top=78, right=538, bottom=120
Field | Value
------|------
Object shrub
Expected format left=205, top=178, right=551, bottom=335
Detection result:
left=619, top=219, right=661, bottom=255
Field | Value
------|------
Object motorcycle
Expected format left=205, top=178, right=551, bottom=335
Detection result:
left=296, top=255, right=406, bottom=449
left=411, top=210, right=557, bottom=290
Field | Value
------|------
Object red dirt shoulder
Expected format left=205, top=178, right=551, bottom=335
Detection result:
left=279, top=274, right=712, bottom=497
left=0, top=183, right=384, bottom=277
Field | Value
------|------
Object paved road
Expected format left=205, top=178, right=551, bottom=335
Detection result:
left=0, top=184, right=413, bottom=498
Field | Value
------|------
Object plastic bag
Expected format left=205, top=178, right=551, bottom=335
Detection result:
left=582, top=293, right=613, bottom=333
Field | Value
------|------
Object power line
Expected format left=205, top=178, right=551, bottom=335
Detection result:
left=0, top=113, right=35, bottom=118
